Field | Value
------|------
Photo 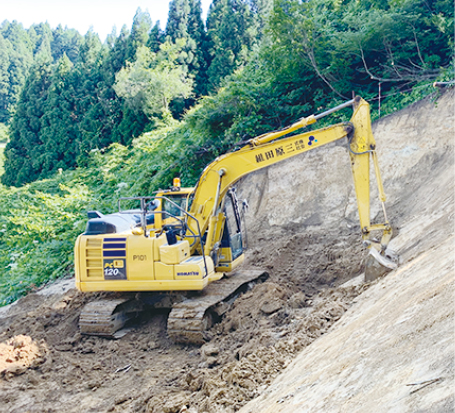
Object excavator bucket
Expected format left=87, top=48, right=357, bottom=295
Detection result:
left=364, top=247, right=398, bottom=282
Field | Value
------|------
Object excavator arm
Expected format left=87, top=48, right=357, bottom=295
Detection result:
left=348, top=97, right=393, bottom=251
left=186, top=96, right=395, bottom=263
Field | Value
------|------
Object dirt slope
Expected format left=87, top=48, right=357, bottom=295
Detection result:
left=238, top=88, right=455, bottom=412
left=0, top=89, right=453, bottom=413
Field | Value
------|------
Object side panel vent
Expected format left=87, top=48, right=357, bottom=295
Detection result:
left=84, top=238, right=103, bottom=279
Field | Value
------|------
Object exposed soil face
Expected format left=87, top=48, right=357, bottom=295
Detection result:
left=237, top=89, right=455, bottom=412
left=0, top=89, right=453, bottom=413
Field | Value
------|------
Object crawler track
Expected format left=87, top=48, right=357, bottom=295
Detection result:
left=167, top=269, right=268, bottom=344
left=78, top=270, right=268, bottom=343
left=79, top=297, right=143, bottom=337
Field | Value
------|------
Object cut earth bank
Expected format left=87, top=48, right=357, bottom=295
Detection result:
left=239, top=87, right=455, bottom=413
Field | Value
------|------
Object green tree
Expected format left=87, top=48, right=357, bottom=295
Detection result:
left=34, top=32, right=53, bottom=63
left=0, top=34, right=12, bottom=121
left=268, top=0, right=454, bottom=100
left=206, top=0, right=256, bottom=92
left=188, top=0, right=209, bottom=96
left=0, top=21, right=34, bottom=122
left=30, top=23, right=53, bottom=56
left=0, top=21, right=82, bottom=125
left=166, top=0, right=191, bottom=42
left=107, top=25, right=130, bottom=73
left=114, top=42, right=193, bottom=122
left=103, top=24, right=151, bottom=147
left=126, top=8, right=152, bottom=61
left=166, top=0, right=208, bottom=95
left=77, top=30, right=102, bottom=65
left=147, top=21, right=165, bottom=53
left=0, top=122, right=8, bottom=144
left=248, top=0, right=273, bottom=40
left=38, top=54, right=78, bottom=176
left=2, top=62, right=52, bottom=186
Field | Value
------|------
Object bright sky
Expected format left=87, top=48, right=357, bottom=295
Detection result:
left=1, top=0, right=213, bottom=41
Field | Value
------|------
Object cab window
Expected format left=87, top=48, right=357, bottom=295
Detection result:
left=162, top=195, right=187, bottom=218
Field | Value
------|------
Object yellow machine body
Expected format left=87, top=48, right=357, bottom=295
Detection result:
left=75, top=221, right=221, bottom=292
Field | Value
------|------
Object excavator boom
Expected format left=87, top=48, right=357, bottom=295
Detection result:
left=187, top=96, right=394, bottom=259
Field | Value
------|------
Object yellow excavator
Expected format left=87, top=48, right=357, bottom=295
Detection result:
left=74, top=96, right=397, bottom=343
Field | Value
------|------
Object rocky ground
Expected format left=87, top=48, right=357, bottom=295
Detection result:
left=0, top=88, right=453, bottom=412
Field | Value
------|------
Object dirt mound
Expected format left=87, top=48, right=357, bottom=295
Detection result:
left=0, top=335, right=47, bottom=377
left=0, top=89, right=453, bottom=413
left=145, top=281, right=366, bottom=412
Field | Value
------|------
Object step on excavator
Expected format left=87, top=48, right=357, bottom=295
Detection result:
left=74, top=96, right=398, bottom=344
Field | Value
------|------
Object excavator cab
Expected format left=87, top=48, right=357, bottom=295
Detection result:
left=152, top=189, right=192, bottom=233
left=217, top=189, right=245, bottom=271
left=141, top=183, right=246, bottom=273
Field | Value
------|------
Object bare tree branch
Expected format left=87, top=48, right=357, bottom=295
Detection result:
left=412, top=26, right=426, bottom=67
left=304, top=44, right=347, bottom=99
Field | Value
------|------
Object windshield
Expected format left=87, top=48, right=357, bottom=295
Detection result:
left=161, top=195, right=188, bottom=218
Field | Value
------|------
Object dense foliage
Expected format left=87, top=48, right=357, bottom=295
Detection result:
left=0, top=0, right=453, bottom=305
left=0, top=21, right=82, bottom=124
left=1, top=1, right=267, bottom=186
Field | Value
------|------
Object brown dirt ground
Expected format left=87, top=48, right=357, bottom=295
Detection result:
left=0, top=234, right=367, bottom=413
